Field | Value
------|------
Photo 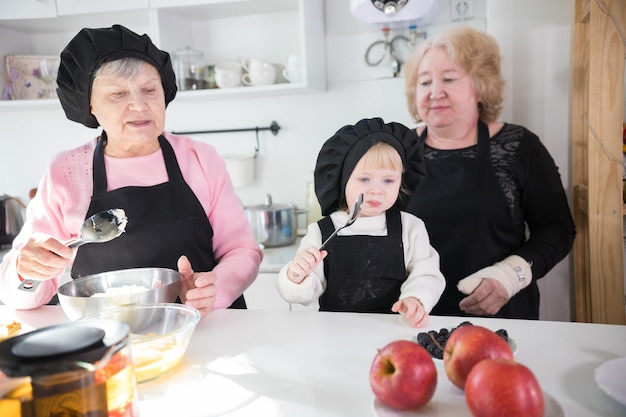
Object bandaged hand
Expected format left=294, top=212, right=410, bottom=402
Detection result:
left=457, top=255, right=532, bottom=298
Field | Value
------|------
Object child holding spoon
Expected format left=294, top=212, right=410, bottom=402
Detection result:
left=277, top=118, right=445, bottom=327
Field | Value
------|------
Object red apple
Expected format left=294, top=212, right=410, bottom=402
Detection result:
left=465, top=358, right=544, bottom=417
left=443, top=325, right=514, bottom=389
left=369, top=340, right=437, bottom=411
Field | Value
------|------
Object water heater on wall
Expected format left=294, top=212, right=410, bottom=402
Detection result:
left=350, top=0, right=435, bottom=25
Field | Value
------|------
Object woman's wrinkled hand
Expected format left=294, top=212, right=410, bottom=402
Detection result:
left=287, top=247, right=327, bottom=284
left=392, top=297, right=429, bottom=328
left=177, top=255, right=217, bottom=317
left=16, top=233, right=74, bottom=281
left=458, top=278, right=509, bottom=316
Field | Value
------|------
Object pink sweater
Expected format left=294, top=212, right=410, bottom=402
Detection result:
left=0, top=132, right=263, bottom=309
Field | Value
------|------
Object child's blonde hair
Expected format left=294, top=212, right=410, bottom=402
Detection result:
left=356, top=142, right=404, bottom=173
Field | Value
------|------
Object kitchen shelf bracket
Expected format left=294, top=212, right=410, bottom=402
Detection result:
left=171, top=121, right=281, bottom=157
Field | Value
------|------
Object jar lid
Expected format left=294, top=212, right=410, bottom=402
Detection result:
left=245, top=194, right=295, bottom=211
left=0, top=319, right=129, bottom=377
left=11, top=326, right=105, bottom=358
left=173, top=47, right=204, bottom=59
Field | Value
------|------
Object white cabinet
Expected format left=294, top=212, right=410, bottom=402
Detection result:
left=56, top=0, right=150, bottom=16
left=0, top=0, right=326, bottom=109
left=0, top=0, right=149, bottom=19
left=290, top=298, right=319, bottom=312
left=245, top=273, right=290, bottom=311
left=0, top=0, right=57, bottom=20
left=245, top=273, right=319, bottom=311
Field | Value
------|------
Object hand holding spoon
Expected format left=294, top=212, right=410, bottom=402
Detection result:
left=17, top=208, right=128, bottom=292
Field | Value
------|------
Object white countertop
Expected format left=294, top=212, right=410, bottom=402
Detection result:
left=2, top=306, right=626, bottom=416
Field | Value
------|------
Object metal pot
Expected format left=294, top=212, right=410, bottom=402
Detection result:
left=244, top=194, right=306, bottom=248
left=0, top=195, right=26, bottom=246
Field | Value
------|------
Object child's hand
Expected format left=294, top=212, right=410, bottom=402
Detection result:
left=392, top=297, right=429, bottom=328
left=287, top=247, right=327, bottom=284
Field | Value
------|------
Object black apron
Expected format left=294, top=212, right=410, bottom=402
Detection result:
left=71, top=133, right=246, bottom=309
left=405, top=121, right=537, bottom=318
left=318, top=207, right=406, bottom=313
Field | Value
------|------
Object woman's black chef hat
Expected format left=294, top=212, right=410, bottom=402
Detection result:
left=56, top=24, right=177, bottom=128
left=314, top=117, right=425, bottom=216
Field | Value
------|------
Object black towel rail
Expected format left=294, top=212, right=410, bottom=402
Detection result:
left=171, top=120, right=280, bottom=157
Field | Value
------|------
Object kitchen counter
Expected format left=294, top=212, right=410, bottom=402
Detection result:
left=258, top=238, right=300, bottom=273
left=2, top=306, right=625, bottom=416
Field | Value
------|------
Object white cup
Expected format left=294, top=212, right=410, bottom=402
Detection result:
left=242, top=67, right=277, bottom=86
left=281, top=53, right=302, bottom=83
left=241, top=58, right=276, bottom=86
left=241, top=58, right=269, bottom=73
left=282, top=67, right=303, bottom=83
left=215, top=61, right=243, bottom=88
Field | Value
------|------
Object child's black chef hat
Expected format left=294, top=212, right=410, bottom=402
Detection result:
left=56, top=24, right=177, bottom=128
left=314, top=117, right=425, bottom=216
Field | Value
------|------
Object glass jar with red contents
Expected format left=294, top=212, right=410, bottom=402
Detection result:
left=0, top=319, right=138, bottom=417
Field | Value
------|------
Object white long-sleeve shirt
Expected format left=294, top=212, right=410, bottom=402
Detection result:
left=276, top=210, right=445, bottom=312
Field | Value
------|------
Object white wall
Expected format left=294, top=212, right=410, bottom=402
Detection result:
left=487, top=0, right=575, bottom=322
left=0, top=0, right=576, bottom=320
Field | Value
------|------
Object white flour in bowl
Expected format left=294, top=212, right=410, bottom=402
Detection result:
left=91, top=285, right=149, bottom=297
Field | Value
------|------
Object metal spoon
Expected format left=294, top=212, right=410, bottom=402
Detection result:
left=67, top=208, right=128, bottom=249
left=17, top=209, right=129, bottom=292
left=319, top=193, right=363, bottom=251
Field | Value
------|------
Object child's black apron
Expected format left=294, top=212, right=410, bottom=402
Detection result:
left=317, top=207, right=406, bottom=313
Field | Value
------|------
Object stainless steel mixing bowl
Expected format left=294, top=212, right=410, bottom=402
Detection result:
left=57, top=267, right=181, bottom=321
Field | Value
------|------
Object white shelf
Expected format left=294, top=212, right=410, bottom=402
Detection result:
left=0, top=81, right=316, bottom=111
left=0, top=0, right=326, bottom=110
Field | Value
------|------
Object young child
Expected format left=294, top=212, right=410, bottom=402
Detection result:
left=276, top=118, right=445, bottom=327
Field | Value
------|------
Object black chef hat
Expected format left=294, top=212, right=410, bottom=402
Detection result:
left=314, top=117, right=425, bottom=216
left=56, top=24, right=177, bottom=128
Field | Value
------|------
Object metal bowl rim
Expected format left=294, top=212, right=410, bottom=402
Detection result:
left=57, top=267, right=181, bottom=297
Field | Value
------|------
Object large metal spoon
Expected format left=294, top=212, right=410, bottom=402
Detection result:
left=319, top=193, right=363, bottom=251
left=67, top=208, right=128, bottom=249
left=17, top=208, right=129, bottom=292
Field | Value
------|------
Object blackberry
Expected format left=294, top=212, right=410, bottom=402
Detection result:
left=417, top=332, right=431, bottom=345
left=495, top=328, right=509, bottom=342
left=416, top=321, right=511, bottom=359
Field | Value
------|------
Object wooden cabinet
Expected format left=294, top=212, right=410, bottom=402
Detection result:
left=571, top=0, right=625, bottom=324
left=0, top=0, right=326, bottom=109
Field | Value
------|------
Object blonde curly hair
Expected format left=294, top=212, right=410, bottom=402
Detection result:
left=404, top=26, right=505, bottom=124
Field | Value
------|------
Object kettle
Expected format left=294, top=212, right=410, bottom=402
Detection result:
left=0, top=195, right=26, bottom=246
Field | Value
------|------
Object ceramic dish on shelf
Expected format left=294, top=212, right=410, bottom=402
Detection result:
left=372, top=388, right=564, bottom=416
left=595, top=356, right=626, bottom=406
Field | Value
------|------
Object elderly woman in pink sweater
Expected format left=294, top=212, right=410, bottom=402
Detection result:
left=0, top=25, right=262, bottom=315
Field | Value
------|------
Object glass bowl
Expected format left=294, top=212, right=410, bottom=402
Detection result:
left=81, top=303, right=201, bottom=383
